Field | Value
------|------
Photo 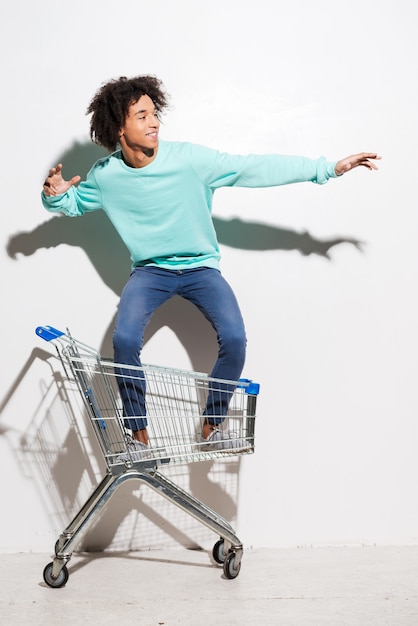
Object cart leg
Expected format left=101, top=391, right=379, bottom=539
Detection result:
left=53, top=472, right=118, bottom=558
left=141, top=470, right=244, bottom=574
left=149, top=470, right=236, bottom=533
left=44, top=466, right=245, bottom=587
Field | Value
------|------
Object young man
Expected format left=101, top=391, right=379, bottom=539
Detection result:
left=42, top=75, right=380, bottom=457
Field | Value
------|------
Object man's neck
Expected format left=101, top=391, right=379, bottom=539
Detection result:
left=121, top=145, right=158, bottom=168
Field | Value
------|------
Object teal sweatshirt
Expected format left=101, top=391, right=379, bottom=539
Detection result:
left=42, top=140, right=338, bottom=270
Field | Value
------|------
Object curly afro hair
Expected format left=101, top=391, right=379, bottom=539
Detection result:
left=86, top=75, right=170, bottom=152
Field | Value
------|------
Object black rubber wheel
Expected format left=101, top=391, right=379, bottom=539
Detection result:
left=43, top=562, right=69, bottom=588
left=212, top=539, right=226, bottom=564
left=223, top=552, right=241, bottom=579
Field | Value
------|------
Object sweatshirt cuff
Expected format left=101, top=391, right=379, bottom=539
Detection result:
left=41, top=190, right=70, bottom=209
left=315, top=157, right=338, bottom=184
left=328, top=161, right=339, bottom=178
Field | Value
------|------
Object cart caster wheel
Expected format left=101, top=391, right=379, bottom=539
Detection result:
left=43, top=562, right=69, bottom=588
left=212, top=539, right=226, bottom=564
left=223, top=552, right=241, bottom=579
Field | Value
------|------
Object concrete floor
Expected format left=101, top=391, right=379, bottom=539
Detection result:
left=1, top=545, right=417, bottom=625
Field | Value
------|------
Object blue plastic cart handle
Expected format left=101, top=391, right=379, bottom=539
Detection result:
left=35, top=325, right=65, bottom=342
left=238, top=378, right=260, bottom=395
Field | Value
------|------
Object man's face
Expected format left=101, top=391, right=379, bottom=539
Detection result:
left=119, top=94, right=160, bottom=153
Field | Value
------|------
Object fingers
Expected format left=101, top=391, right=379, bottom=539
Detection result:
left=45, top=163, right=63, bottom=181
left=50, top=163, right=63, bottom=175
left=348, top=154, right=381, bottom=169
left=363, top=160, right=379, bottom=171
left=43, top=180, right=54, bottom=196
left=335, top=153, right=381, bottom=176
left=43, top=163, right=62, bottom=195
left=356, top=153, right=381, bottom=164
left=69, top=175, right=81, bottom=186
left=42, top=164, right=80, bottom=196
left=356, top=152, right=381, bottom=160
left=357, top=156, right=381, bottom=171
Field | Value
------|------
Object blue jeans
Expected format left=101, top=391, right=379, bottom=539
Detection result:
left=113, top=266, right=247, bottom=431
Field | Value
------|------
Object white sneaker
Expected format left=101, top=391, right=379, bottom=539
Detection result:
left=115, top=439, right=151, bottom=463
left=201, top=428, right=251, bottom=453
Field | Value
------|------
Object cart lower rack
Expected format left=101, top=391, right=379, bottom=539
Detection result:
left=36, top=325, right=259, bottom=585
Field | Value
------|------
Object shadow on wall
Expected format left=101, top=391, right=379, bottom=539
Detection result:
left=3, top=140, right=363, bottom=553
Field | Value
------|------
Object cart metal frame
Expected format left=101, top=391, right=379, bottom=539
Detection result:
left=35, top=325, right=259, bottom=585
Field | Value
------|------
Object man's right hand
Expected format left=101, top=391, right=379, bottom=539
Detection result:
left=43, top=163, right=81, bottom=196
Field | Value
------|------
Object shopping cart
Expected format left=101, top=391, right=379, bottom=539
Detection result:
left=35, top=325, right=259, bottom=586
